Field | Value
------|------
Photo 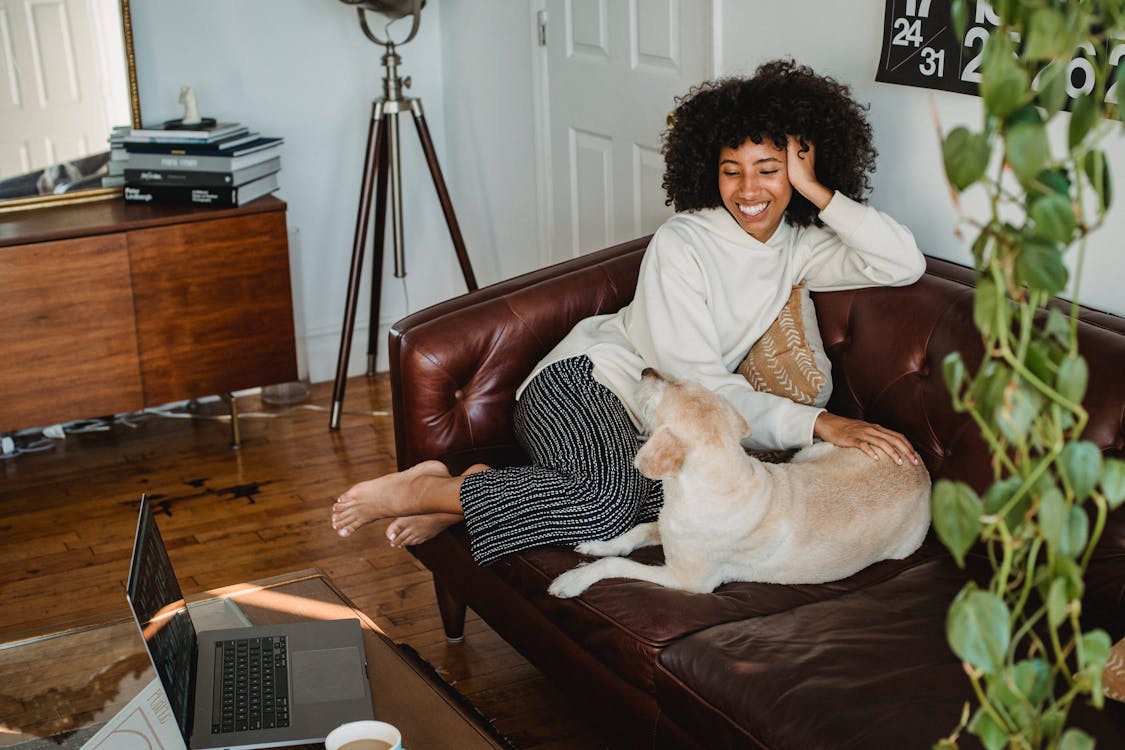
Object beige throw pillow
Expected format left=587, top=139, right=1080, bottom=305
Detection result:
left=1106, top=638, right=1125, bottom=703
left=737, top=284, right=830, bottom=407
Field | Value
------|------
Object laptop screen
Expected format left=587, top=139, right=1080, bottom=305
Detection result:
left=125, top=498, right=198, bottom=742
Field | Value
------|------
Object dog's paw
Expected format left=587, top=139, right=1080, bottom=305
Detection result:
left=574, top=539, right=621, bottom=557
left=548, top=566, right=596, bottom=598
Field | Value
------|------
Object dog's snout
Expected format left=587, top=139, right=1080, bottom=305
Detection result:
left=641, top=367, right=661, bottom=381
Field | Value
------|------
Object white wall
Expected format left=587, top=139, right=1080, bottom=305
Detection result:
left=437, top=1, right=546, bottom=281
left=129, top=1, right=1124, bottom=386
left=130, top=0, right=464, bottom=380
left=717, top=0, right=1124, bottom=318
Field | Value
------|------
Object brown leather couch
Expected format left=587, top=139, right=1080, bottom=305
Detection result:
left=388, top=236, right=1125, bottom=749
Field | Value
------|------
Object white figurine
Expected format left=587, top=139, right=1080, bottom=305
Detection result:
left=179, top=86, right=201, bottom=125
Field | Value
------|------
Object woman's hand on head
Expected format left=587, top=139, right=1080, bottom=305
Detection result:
left=786, top=135, right=833, bottom=211
left=812, top=411, right=921, bottom=466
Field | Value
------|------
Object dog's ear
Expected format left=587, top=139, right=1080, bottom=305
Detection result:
left=634, top=425, right=685, bottom=479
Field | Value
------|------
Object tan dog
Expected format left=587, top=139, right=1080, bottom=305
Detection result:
left=548, top=368, right=931, bottom=597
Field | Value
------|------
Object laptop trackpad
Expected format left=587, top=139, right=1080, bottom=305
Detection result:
left=291, top=647, right=366, bottom=703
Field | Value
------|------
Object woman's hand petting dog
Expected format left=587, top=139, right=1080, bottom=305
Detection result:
left=813, top=411, right=920, bottom=466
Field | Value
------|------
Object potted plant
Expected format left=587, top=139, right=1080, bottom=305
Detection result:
left=930, top=1, right=1125, bottom=748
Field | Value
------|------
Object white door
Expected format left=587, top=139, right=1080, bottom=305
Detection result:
left=0, top=0, right=120, bottom=180
left=541, top=0, right=712, bottom=263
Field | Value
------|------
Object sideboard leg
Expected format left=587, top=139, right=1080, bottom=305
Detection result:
left=224, top=393, right=242, bottom=450
left=433, top=574, right=466, bottom=643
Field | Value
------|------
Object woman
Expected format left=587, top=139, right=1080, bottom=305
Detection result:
left=331, top=59, right=925, bottom=565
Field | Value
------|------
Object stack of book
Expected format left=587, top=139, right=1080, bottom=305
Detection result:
left=114, top=122, right=283, bottom=207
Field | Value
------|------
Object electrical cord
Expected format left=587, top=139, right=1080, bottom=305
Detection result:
left=0, top=398, right=389, bottom=459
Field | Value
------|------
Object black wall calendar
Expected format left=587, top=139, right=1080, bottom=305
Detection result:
left=876, top=0, right=1125, bottom=105
left=877, top=0, right=987, bottom=96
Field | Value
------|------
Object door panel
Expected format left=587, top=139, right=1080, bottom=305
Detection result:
left=545, top=0, right=711, bottom=262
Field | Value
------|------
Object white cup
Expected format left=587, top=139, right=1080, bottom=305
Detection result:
left=324, top=720, right=403, bottom=750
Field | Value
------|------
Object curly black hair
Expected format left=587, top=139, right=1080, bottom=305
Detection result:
left=661, top=59, right=877, bottom=228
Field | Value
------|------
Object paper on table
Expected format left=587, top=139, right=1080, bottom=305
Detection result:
left=187, top=596, right=252, bottom=632
left=79, top=677, right=186, bottom=749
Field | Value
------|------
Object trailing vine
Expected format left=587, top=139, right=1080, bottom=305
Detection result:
left=931, top=1, right=1125, bottom=749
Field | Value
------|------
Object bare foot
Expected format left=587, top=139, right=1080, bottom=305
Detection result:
left=386, top=513, right=462, bottom=547
left=383, top=463, right=490, bottom=546
left=331, top=460, right=451, bottom=538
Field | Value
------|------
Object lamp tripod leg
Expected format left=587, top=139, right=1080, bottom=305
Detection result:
left=330, top=104, right=387, bottom=430
left=411, top=107, right=478, bottom=292
left=365, top=118, right=391, bottom=376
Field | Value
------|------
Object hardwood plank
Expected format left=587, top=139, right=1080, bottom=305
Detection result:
left=0, top=376, right=605, bottom=749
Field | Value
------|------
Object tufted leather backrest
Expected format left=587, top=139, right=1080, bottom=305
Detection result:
left=390, top=242, right=1125, bottom=482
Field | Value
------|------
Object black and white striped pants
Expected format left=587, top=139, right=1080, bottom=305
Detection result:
left=460, top=355, right=663, bottom=565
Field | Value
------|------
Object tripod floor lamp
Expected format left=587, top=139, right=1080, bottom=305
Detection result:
left=329, top=1, right=478, bottom=429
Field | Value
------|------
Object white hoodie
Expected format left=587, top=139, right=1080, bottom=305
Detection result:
left=519, top=191, right=926, bottom=450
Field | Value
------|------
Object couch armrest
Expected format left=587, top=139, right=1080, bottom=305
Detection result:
left=389, top=236, right=650, bottom=471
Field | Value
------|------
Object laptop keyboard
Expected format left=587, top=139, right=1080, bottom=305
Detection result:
left=211, top=635, right=290, bottom=734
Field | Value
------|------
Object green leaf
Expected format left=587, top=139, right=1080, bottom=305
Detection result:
left=1053, top=555, right=1085, bottom=600
left=973, top=276, right=1006, bottom=340
left=932, top=480, right=982, bottom=567
left=1055, top=354, right=1088, bottom=404
left=1025, top=340, right=1054, bottom=384
left=983, top=476, right=1026, bottom=529
left=1033, top=167, right=1070, bottom=199
left=1069, top=95, right=1100, bottom=150
left=1024, top=8, right=1070, bottom=60
left=1014, top=239, right=1068, bottom=297
left=991, top=658, right=1052, bottom=730
left=1060, top=441, right=1103, bottom=503
left=1041, top=710, right=1067, bottom=743
left=1006, top=120, right=1051, bottom=185
left=971, top=361, right=1011, bottom=420
left=1062, top=505, right=1089, bottom=557
left=1059, top=728, right=1095, bottom=750
left=943, top=127, right=991, bottom=190
left=969, top=705, right=1007, bottom=750
left=1113, top=63, right=1125, bottom=119
left=1101, top=457, right=1125, bottom=508
left=942, top=351, right=966, bottom=402
left=1045, top=307, right=1070, bottom=345
left=1039, top=485, right=1068, bottom=551
left=1047, top=576, right=1070, bottom=628
left=1030, top=192, right=1076, bottom=243
left=947, top=587, right=1011, bottom=675
left=1036, top=61, right=1069, bottom=117
left=1011, top=658, right=1051, bottom=706
left=994, top=378, right=1040, bottom=444
left=951, top=0, right=968, bottom=43
left=982, top=34, right=1028, bottom=119
left=1080, top=630, right=1112, bottom=709
left=1082, top=630, right=1112, bottom=676
left=1083, top=150, right=1113, bottom=215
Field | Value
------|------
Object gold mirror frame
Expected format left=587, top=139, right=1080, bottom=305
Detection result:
left=0, top=0, right=141, bottom=213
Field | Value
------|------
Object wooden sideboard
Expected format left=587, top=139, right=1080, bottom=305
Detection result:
left=0, top=196, right=298, bottom=434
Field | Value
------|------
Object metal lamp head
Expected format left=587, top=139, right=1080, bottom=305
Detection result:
left=338, top=0, right=425, bottom=46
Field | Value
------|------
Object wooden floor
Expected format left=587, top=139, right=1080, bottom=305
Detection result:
left=0, top=376, right=607, bottom=750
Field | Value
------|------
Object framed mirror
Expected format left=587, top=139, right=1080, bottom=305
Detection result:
left=0, top=0, right=140, bottom=212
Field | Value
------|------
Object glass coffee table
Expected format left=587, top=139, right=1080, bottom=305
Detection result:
left=0, top=569, right=509, bottom=749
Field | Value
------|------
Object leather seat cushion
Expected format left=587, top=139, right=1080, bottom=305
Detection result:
left=487, top=533, right=950, bottom=695
left=653, top=553, right=1125, bottom=750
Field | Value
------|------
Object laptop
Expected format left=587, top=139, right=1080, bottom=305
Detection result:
left=125, top=496, right=375, bottom=749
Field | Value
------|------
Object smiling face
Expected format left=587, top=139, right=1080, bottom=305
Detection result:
left=717, top=138, right=792, bottom=243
